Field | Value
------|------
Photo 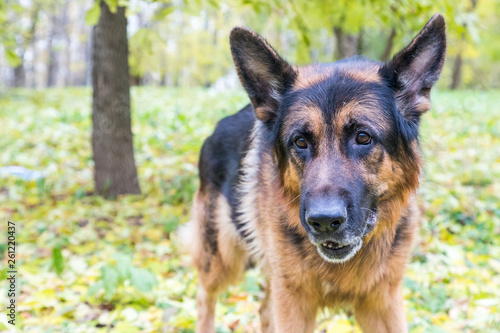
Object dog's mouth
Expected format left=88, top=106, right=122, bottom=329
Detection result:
left=312, top=210, right=377, bottom=263
left=316, top=238, right=362, bottom=263
left=320, top=241, right=349, bottom=251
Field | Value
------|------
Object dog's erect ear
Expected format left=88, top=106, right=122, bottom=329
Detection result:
left=382, top=14, right=446, bottom=125
left=230, top=27, right=296, bottom=123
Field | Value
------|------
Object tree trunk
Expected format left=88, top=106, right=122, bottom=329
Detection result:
left=450, top=31, right=466, bottom=90
left=61, top=0, right=72, bottom=86
left=13, top=63, right=26, bottom=87
left=334, top=27, right=359, bottom=60
left=47, top=15, right=58, bottom=87
left=27, top=5, right=40, bottom=88
left=130, top=75, right=143, bottom=86
left=356, top=29, right=364, bottom=55
left=450, top=0, right=476, bottom=89
left=381, top=28, right=396, bottom=62
left=450, top=51, right=463, bottom=90
left=13, top=4, right=39, bottom=88
left=92, top=1, right=141, bottom=197
left=78, top=0, right=91, bottom=86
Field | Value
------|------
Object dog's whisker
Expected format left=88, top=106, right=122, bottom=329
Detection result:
left=276, top=194, right=301, bottom=208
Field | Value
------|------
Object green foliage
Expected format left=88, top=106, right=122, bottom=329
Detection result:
left=124, top=0, right=500, bottom=88
left=4, top=48, right=20, bottom=66
left=88, top=252, right=158, bottom=300
left=0, top=0, right=22, bottom=66
left=3, top=0, right=500, bottom=88
left=85, top=0, right=102, bottom=26
left=85, top=0, right=132, bottom=25
left=233, top=0, right=470, bottom=63
left=0, top=87, right=498, bottom=332
left=52, top=246, right=65, bottom=276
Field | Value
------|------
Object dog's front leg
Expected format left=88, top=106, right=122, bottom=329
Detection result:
left=354, top=283, right=408, bottom=333
left=196, top=286, right=217, bottom=333
left=270, top=277, right=318, bottom=333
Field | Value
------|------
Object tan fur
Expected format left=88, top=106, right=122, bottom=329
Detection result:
left=333, top=96, right=392, bottom=135
left=252, top=145, right=417, bottom=331
left=189, top=192, right=248, bottom=333
left=282, top=102, right=324, bottom=147
left=191, top=18, right=447, bottom=332
left=292, top=66, right=333, bottom=90
left=190, top=78, right=422, bottom=333
left=190, top=119, right=420, bottom=332
left=341, top=66, right=381, bottom=83
left=293, top=64, right=381, bottom=92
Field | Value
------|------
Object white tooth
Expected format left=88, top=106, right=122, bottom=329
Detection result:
left=322, top=242, right=327, bottom=246
left=328, top=243, right=334, bottom=248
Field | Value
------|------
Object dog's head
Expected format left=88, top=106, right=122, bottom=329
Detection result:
left=230, top=15, right=446, bottom=263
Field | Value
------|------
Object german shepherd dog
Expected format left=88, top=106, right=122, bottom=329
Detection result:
left=185, top=14, right=446, bottom=332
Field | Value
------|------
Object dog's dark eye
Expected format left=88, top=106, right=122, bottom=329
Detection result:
left=294, top=137, right=308, bottom=149
left=356, top=132, right=372, bottom=145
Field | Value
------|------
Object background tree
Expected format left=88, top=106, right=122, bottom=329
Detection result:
left=449, top=0, right=477, bottom=89
left=11, top=3, right=39, bottom=87
left=91, top=0, right=141, bottom=197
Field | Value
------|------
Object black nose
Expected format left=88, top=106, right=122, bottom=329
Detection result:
left=306, top=201, right=346, bottom=233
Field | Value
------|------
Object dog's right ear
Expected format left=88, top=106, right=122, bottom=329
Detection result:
left=382, top=15, right=446, bottom=127
left=230, top=27, right=296, bottom=124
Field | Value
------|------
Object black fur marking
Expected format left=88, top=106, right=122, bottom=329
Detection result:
left=229, top=27, right=297, bottom=125
left=280, top=219, right=307, bottom=257
left=204, top=191, right=219, bottom=256
left=367, top=149, right=385, bottom=175
left=203, top=256, right=211, bottom=272
left=198, top=104, right=256, bottom=241
left=392, top=214, right=411, bottom=253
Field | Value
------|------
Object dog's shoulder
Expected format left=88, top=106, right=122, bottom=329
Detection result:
left=199, top=104, right=256, bottom=188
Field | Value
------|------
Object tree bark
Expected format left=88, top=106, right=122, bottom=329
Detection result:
left=356, top=29, right=364, bottom=55
left=130, top=75, right=143, bottom=86
left=450, top=49, right=463, bottom=90
left=61, top=0, right=72, bottom=86
left=47, top=14, right=58, bottom=87
left=333, top=27, right=359, bottom=60
left=450, top=0, right=476, bottom=89
left=12, top=4, right=39, bottom=88
left=92, top=1, right=141, bottom=197
left=27, top=5, right=40, bottom=88
left=381, top=28, right=396, bottom=62
left=13, top=64, right=26, bottom=87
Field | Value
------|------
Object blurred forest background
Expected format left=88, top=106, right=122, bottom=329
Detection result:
left=0, top=0, right=499, bottom=332
left=1, top=0, right=500, bottom=89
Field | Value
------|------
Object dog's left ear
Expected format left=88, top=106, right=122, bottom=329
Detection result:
left=382, top=14, right=446, bottom=125
left=230, top=27, right=296, bottom=124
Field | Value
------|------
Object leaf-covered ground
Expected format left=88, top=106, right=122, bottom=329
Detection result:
left=0, top=88, right=499, bottom=332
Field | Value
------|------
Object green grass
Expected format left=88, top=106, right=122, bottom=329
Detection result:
left=0, top=88, right=499, bottom=332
